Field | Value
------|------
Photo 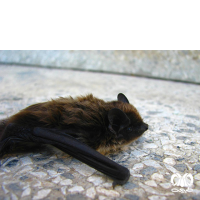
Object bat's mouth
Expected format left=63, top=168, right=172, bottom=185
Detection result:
left=130, top=122, right=148, bottom=141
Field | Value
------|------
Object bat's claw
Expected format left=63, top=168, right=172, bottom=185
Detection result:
left=112, top=181, right=118, bottom=189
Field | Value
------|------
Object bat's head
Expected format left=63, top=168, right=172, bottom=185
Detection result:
left=107, top=93, right=148, bottom=148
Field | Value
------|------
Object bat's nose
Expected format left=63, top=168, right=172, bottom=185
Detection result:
left=141, top=123, right=148, bottom=132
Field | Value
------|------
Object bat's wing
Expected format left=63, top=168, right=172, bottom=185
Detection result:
left=1, top=124, right=130, bottom=186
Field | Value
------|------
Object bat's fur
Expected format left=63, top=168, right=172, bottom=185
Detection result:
left=0, top=94, right=148, bottom=155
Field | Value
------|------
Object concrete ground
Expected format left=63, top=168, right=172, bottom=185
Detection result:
left=0, top=65, right=200, bottom=200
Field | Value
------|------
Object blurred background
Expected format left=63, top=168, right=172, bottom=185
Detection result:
left=0, top=50, right=199, bottom=84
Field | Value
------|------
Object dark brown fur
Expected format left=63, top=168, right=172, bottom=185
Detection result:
left=0, top=94, right=148, bottom=155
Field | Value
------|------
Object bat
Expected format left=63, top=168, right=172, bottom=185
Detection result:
left=0, top=93, right=148, bottom=186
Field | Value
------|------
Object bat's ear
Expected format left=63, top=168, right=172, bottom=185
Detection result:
left=108, top=108, right=130, bottom=134
left=117, top=93, right=129, bottom=104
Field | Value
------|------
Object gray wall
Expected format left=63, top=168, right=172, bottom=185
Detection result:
left=0, top=50, right=199, bottom=84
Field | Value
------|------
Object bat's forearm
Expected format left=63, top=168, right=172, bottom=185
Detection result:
left=33, top=127, right=130, bottom=186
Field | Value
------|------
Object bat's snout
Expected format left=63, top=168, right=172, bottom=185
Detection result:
left=140, top=123, right=148, bottom=132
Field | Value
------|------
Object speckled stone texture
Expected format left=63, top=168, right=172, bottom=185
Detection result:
left=0, top=65, right=200, bottom=200
left=0, top=50, right=200, bottom=84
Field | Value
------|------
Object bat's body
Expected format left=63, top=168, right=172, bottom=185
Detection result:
left=0, top=93, right=148, bottom=186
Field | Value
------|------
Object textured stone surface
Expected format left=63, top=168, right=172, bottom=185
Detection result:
left=0, top=50, right=200, bottom=83
left=0, top=65, right=200, bottom=199
left=193, top=164, right=200, bottom=173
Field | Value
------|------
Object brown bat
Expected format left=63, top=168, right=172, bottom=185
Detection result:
left=0, top=93, right=148, bottom=186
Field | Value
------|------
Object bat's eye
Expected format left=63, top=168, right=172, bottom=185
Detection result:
left=126, top=127, right=133, bottom=132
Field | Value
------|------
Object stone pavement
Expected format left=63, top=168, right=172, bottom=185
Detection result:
left=0, top=65, right=200, bottom=200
